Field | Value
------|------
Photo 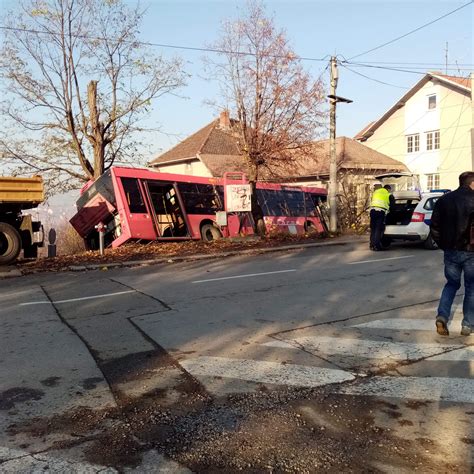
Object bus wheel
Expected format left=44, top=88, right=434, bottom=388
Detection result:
left=0, top=222, right=22, bottom=265
left=304, top=221, right=317, bottom=234
left=201, top=224, right=222, bottom=242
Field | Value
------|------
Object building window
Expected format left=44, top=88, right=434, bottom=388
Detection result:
left=428, top=95, right=436, bottom=110
left=426, top=130, right=440, bottom=150
left=407, top=134, right=420, bottom=153
left=427, top=174, right=440, bottom=190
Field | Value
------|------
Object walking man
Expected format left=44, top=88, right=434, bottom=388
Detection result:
left=369, top=184, right=393, bottom=251
left=431, top=171, right=474, bottom=336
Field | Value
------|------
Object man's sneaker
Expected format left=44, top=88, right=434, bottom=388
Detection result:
left=460, top=326, right=472, bottom=336
left=436, top=317, right=449, bottom=336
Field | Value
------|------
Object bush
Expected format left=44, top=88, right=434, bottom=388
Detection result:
left=56, top=223, right=85, bottom=255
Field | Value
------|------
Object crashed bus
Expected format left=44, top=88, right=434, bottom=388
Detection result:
left=70, top=167, right=327, bottom=250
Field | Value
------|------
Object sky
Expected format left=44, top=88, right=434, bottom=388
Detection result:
left=134, top=0, right=473, bottom=160
left=1, top=0, right=472, bottom=218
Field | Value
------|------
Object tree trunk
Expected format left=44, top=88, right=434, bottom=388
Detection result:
left=87, top=81, right=105, bottom=179
left=247, top=157, right=265, bottom=235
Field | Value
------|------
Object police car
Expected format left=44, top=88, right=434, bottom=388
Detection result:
left=374, top=173, right=447, bottom=250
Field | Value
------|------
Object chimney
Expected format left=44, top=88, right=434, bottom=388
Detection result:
left=219, top=110, right=230, bottom=130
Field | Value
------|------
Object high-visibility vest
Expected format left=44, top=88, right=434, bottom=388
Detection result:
left=370, top=188, right=390, bottom=211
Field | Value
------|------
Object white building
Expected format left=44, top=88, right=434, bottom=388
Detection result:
left=355, top=73, right=473, bottom=191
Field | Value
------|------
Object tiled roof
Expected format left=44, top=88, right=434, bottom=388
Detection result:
left=432, top=73, right=471, bottom=90
left=199, top=154, right=249, bottom=177
left=150, top=111, right=406, bottom=179
left=152, top=117, right=406, bottom=179
left=149, top=119, right=241, bottom=165
left=197, top=137, right=407, bottom=179
left=280, top=137, right=407, bottom=178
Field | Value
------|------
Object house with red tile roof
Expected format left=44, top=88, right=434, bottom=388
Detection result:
left=355, top=72, right=473, bottom=191
left=149, top=111, right=407, bottom=185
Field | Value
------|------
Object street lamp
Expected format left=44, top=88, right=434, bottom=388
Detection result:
left=328, top=57, right=353, bottom=233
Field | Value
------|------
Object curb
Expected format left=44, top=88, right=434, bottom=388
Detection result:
left=0, top=267, right=23, bottom=279
left=68, top=236, right=367, bottom=272
left=3, top=235, right=368, bottom=277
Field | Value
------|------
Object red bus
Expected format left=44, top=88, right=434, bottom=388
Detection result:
left=70, top=167, right=327, bottom=249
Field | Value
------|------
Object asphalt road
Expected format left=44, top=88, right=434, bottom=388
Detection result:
left=1, top=239, right=473, bottom=472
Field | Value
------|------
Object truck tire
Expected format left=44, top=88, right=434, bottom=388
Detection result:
left=0, top=222, right=22, bottom=265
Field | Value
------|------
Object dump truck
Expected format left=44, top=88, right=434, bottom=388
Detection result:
left=0, top=176, right=45, bottom=265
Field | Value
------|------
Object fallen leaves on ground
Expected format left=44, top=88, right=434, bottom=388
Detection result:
left=17, top=233, right=333, bottom=274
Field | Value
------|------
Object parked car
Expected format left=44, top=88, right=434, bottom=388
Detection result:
left=374, top=173, right=446, bottom=250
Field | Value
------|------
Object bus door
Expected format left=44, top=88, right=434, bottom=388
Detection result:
left=144, top=181, right=190, bottom=238
left=119, top=177, right=157, bottom=240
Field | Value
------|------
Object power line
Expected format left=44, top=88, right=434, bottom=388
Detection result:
left=347, top=1, right=473, bottom=61
left=343, top=61, right=474, bottom=66
left=340, top=64, right=409, bottom=89
left=0, top=25, right=329, bottom=62
left=347, top=62, right=474, bottom=73
left=343, top=62, right=457, bottom=76
left=2, top=24, right=471, bottom=74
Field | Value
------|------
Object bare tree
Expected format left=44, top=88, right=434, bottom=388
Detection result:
left=0, top=0, right=186, bottom=193
left=207, top=1, right=326, bottom=187
left=336, top=169, right=371, bottom=232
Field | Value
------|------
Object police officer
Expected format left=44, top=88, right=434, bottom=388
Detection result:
left=369, top=184, right=393, bottom=251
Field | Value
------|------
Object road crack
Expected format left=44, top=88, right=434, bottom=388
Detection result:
left=109, top=278, right=173, bottom=310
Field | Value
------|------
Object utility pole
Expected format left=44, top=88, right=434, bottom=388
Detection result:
left=445, top=42, right=448, bottom=74
left=328, top=56, right=338, bottom=233
left=328, top=57, right=352, bottom=233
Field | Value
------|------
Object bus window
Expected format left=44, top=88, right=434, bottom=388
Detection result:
left=304, top=192, right=317, bottom=216
left=282, top=190, right=305, bottom=217
left=121, top=178, right=147, bottom=213
left=259, top=189, right=284, bottom=216
left=178, top=183, right=223, bottom=214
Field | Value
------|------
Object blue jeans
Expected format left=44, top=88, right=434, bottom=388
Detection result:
left=437, top=250, right=474, bottom=328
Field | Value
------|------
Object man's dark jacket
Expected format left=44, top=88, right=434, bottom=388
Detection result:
left=430, top=186, right=474, bottom=251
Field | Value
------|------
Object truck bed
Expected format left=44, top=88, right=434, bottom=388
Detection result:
left=0, top=176, right=44, bottom=210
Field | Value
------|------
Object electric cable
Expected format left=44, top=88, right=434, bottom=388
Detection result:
left=347, top=1, right=473, bottom=61
left=347, top=62, right=474, bottom=74
left=340, top=63, right=409, bottom=89
left=0, top=25, right=329, bottom=62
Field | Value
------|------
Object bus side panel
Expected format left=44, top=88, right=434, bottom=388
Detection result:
left=263, top=216, right=302, bottom=235
left=226, top=214, right=254, bottom=237
left=306, top=216, right=325, bottom=233
left=114, top=175, right=158, bottom=241
left=184, top=214, right=205, bottom=239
